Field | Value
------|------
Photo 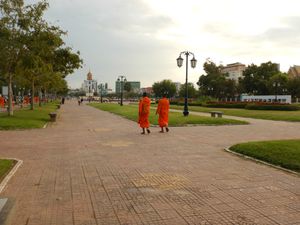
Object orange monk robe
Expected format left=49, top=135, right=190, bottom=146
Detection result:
left=24, top=96, right=29, bottom=104
left=34, top=96, right=39, bottom=103
left=0, top=97, right=4, bottom=108
left=138, top=96, right=151, bottom=128
left=156, top=97, right=170, bottom=127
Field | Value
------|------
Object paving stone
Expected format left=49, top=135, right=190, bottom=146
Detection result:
left=0, top=100, right=299, bottom=225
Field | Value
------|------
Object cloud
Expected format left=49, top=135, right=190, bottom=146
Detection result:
left=43, top=0, right=177, bottom=88
left=25, top=0, right=300, bottom=88
left=260, top=17, right=300, bottom=46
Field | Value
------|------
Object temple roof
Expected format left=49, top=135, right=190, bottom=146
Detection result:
left=87, top=71, right=93, bottom=80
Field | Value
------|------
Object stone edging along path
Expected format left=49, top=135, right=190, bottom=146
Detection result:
left=0, top=158, right=23, bottom=194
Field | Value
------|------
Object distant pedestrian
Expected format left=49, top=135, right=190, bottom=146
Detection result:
left=156, top=94, right=170, bottom=133
left=61, top=97, right=65, bottom=104
left=0, top=95, right=4, bottom=108
left=138, top=92, right=151, bottom=134
left=78, top=97, right=81, bottom=105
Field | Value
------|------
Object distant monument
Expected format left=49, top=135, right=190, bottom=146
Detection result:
left=81, top=71, right=98, bottom=97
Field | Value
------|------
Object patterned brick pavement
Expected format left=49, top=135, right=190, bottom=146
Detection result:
left=0, top=101, right=299, bottom=225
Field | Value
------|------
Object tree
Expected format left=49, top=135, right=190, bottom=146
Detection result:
left=152, top=79, right=176, bottom=98
left=15, top=0, right=82, bottom=110
left=0, top=0, right=26, bottom=115
left=239, top=61, right=280, bottom=95
left=197, top=60, right=231, bottom=99
left=178, top=83, right=197, bottom=98
left=267, top=73, right=288, bottom=96
left=287, top=77, right=300, bottom=102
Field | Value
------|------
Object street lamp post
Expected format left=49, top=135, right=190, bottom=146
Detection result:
left=208, top=87, right=214, bottom=97
left=99, top=83, right=103, bottom=103
left=117, top=76, right=127, bottom=106
left=273, top=82, right=280, bottom=102
left=176, top=51, right=197, bottom=116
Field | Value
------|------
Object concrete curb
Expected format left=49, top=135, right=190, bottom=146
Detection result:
left=0, top=158, right=23, bottom=193
left=224, top=147, right=300, bottom=177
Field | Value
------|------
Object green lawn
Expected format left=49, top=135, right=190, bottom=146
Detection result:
left=169, top=105, right=300, bottom=122
left=0, top=102, right=59, bottom=130
left=229, top=140, right=300, bottom=173
left=89, top=103, right=248, bottom=126
left=0, top=159, right=16, bottom=182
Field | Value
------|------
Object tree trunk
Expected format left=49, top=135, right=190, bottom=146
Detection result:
left=7, top=73, right=14, bottom=116
left=39, top=88, right=42, bottom=107
left=30, top=80, right=35, bottom=110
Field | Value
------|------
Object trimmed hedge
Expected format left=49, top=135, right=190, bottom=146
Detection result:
left=204, top=102, right=247, bottom=108
left=169, top=101, right=202, bottom=106
left=245, top=104, right=299, bottom=111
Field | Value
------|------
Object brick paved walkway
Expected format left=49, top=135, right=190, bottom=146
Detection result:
left=0, top=101, right=299, bottom=225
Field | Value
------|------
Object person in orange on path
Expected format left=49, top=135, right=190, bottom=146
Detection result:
left=0, top=95, right=4, bottom=108
left=138, top=92, right=151, bottom=134
left=156, top=94, right=170, bottom=133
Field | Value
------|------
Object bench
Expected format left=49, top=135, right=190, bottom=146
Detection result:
left=49, top=112, right=57, bottom=122
left=210, top=111, right=223, bottom=118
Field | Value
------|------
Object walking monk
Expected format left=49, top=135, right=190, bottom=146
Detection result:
left=156, top=94, right=170, bottom=133
left=0, top=95, right=4, bottom=108
left=138, top=92, right=151, bottom=134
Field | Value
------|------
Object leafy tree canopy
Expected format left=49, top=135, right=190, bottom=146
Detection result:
left=152, top=79, right=176, bottom=98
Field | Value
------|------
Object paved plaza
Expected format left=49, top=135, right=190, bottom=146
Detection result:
left=0, top=101, right=299, bottom=225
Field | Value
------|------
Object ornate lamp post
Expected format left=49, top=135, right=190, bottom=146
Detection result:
left=177, top=51, right=197, bottom=116
left=273, top=82, right=280, bottom=102
left=99, top=83, right=104, bottom=103
left=208, top=87, right=214, bottom=97
left=117, top=76, right=127, bottom=106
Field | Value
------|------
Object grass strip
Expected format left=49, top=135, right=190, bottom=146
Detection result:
left=0, top=159, right=16, bottom=183
left=0, top=101, right=59, bottom=130
left=89, top=103, right=248, bottom=126
left=168, top=105, right=300, bottom=122
left=229, top=140, right=300, bottom=173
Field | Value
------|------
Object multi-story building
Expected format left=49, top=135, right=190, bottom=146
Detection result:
left=288, top=65, right=300, bottom=78
left=173, top=82, right=182, bottom=95
left=221, top=62, right=246, bottom=82
left=98, top=83, right=109, bottom=96
left=115, top=81, right=140, bottom=94
left=140, top=87, right=153, bottom=95
left=81, top=71, right=98, bottom=97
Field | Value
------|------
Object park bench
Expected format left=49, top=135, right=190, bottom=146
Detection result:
left=210, top=111, right=223, bottom=118
left=49, top=112, right=57, bottom=122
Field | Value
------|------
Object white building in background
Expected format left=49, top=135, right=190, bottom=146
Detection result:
left=241, top=94, right=291, bottom=104
left=173, top=82, right=182, bottom=95
left=221, top=62, right=246, bottom=82
left=81, top=71, right=98, bottom=97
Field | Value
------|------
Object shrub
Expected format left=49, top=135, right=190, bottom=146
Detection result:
left=189, top=102, right=202, bottom=106
left=204, top=102, right=247, bottom=108
left=245, top=104, right=299, bottom=111
left=169, top=99, right=202, bottom=106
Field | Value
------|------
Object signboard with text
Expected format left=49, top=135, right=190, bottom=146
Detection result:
left=2, top=86, right=8, bottom=96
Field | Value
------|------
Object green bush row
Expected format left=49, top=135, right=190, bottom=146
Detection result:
left=169, top=101, right=202, bottom=106
left=204, top=103, right=247, bottom=108
left=245, top=104, right=300, bottom=111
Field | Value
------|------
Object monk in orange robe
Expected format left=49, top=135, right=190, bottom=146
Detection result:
left=0, top=96, right=4, bottom=108
left=138, top=92, right=151, bottom=134
left=156, top=94, right=170, bottom=133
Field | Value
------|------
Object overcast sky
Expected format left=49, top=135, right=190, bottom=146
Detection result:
left=39, top=0, right=300, bottom=89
